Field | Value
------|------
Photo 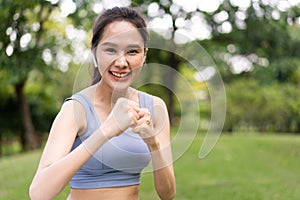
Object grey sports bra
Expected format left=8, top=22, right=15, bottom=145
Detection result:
left=66, top=91, right=153, bottom=189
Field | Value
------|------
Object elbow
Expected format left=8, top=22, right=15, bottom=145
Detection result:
left=170, top=188, right=176, bottom=199
left=159, top=192, right=176, bottom=200
left=29, top=182, right=49, bottom=200
left=158, top=185, right=176, bottom=200
left=164, top=190, right=176, bottom=200
left=29, top=174, right=65, bottom=200
left=168, top=187, right=176, bottom=200
left=29, top=183, right=38, bottom=200
left=29, top=183, right=43, bottom=200
left=29, top=179, right=62, bottom=200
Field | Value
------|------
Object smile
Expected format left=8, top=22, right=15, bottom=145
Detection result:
left=109, top=71, right=131, bottom=78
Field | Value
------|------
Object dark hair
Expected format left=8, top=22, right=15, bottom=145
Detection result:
left=91, top=7, right=149, bottom=85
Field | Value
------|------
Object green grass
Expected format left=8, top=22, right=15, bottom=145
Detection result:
left=1, top=134, right=300, bottom=199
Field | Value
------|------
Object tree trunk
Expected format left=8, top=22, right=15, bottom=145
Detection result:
left=0, top=132, right=2, bottom=156
left=297, top=122, right=300, bottom=134
left=15, top=78, right=38, bottom=151
left=167, top=52, right=180, bottom=125
left=20, top=133, right=26, bottom=151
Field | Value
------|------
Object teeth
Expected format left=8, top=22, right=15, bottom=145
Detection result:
left=111, top=71, right=129, bottom=78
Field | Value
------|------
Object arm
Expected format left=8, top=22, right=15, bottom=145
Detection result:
left=133, top=97, right=176, bottom=200
left=29, top=100, right=110, bottom=200
left=29, top=97, right=140, bottom=200
left=151, top=97, right=176, bottom=200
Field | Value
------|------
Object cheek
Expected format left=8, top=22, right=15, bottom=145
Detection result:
left=131, top=66, right=143, bottom=80
left=97, top=55, right=114, bottom=72
left=97, top=65, right=105, bottom=75
left=129, top=56, right=144, bottom=68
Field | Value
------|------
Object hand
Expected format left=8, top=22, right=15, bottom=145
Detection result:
left=102, top=98, right=140, bottom=138
left=132, top=108, right=157, bottom=145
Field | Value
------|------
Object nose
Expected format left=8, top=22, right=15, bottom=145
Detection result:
left=114, top=53, right=128, bottom=68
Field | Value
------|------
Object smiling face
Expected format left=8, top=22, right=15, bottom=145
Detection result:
left=94, top=21, right=146, bottom=91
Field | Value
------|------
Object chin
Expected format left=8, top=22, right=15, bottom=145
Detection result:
left=111, top=83, right=132, bottom=93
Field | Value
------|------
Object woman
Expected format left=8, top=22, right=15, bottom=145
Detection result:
left=29, top=6, right=176, bottom=200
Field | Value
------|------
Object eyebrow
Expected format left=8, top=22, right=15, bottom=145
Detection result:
left=100, top=42, right=142, bottom=49
left=100, top=42, right=118, bottom=47
left=127, top=44, right=143, bottom=49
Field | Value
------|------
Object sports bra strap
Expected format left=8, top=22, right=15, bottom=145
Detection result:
left=138, top=91, right=154, bottom=122
left=64, top=91, right=154, bottom=137
left=64, top=93, right=100, bottom=140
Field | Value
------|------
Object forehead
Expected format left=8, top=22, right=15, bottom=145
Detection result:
left=99, top=21, right=144, bottom=47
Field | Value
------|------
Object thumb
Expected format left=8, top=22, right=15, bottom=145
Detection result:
left=137, top=109, right=146, bottom=118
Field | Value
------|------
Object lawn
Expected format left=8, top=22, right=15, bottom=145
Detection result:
left=0, top=133, right=300, bottom=199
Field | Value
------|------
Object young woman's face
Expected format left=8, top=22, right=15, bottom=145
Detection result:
left=95, top=20, right=146, bottom=91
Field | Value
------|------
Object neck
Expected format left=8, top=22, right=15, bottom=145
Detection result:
left=93, top=81, right=134, bottom=106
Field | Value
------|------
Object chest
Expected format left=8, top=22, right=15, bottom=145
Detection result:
left=76, top=129, right=151, bottom=173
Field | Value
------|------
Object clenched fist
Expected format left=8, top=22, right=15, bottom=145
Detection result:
left=101, top=97, right=140, bottom=138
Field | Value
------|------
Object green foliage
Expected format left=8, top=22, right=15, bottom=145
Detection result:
left=0, top=0, right=79, bottom=151
left=197, top=2, right=300, bottom=133
left=224, top=78, right=300, bottom=132
left=0, top=0, right=57, bottom=83
left=1, top=0, right=300, bottom=154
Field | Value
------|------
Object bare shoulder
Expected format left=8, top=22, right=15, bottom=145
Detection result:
left=36, top=97, right=87, bottom=170
left=60, top=96, right=85, bottom=116
left=58, top=96, right=87, bottom=136
left=150, top=95, right=170, bottom=129
left=151, top=95, right=168, bottom=117
left=152, top=95, right=167, bottom=108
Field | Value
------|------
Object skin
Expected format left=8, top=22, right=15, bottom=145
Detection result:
left=29, top=21, right=176, bottom=200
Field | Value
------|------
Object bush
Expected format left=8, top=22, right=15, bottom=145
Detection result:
left=224, top=78, right=299, bottom=133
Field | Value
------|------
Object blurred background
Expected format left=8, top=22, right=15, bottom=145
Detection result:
left=0, top=0, right=300, bottom=199
left=1, top=0, right=300, bottom=153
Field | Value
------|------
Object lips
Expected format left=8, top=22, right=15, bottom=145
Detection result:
left=109, top=71, right=131, bottom=78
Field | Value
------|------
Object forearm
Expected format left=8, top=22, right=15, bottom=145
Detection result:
left=29, top=128, right=109, bottom=200
left=149, top=142, right=176, bottom=200
left=30, top=145, right=91, bottom=200
left=153, top=166, right=176, bottom=200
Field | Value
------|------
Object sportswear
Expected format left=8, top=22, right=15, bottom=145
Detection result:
left=65, top=91, right=153, bottom=189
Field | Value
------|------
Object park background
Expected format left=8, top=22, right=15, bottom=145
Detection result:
left=1, top=0, right=300, bottom=199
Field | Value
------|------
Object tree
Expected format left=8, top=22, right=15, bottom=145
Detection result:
left=131, top=0, right=300, bottom=132
left=201, top=0, right=300, bottom=81
left=130, top=0, right=208, bottom=123
left=202, top=1, right=300, bottom=132
left=0, top=0, right=58, bottom=150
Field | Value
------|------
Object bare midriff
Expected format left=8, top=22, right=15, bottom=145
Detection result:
left=67, top=185, right=140, bottom=200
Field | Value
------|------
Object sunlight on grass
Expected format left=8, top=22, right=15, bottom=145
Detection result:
left=0, top=151, right=40, bottom=199
left=141, top=134, right=300, bottom=200
left=1, top=134, right=300, bottom=199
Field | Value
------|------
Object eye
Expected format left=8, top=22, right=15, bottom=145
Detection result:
left=127, top=49, right=140, bottom=55
left=105, top=48, right=117, bottom=54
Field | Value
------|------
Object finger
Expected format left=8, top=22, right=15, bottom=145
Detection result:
left=138, top=108, right=151, bottom=118
left=132, top=123, right=148, bottom=132
left=131, top=124, right=153, bottom=139
left=128, top=108, right=139, bottom=124
left=139, top=114, right=151, bottom=125
left=136, top=115, right=152, bottom=126
left=137, top=110, right=146, bottom=118
left=128, top=105, right=141, bottom=117
left=127, top=100, right=140, bottom=110
left=144, top=119, right=150, bottom=125
left=119, top=98, right=139, bottom=111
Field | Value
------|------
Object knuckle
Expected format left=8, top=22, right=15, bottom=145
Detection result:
left=117, top=97, right=127, bottom=104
